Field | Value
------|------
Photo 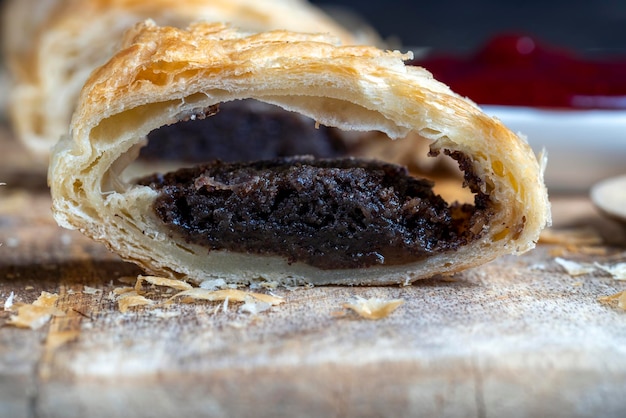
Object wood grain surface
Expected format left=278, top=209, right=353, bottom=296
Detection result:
left=1, top=122, right=626, bottom=418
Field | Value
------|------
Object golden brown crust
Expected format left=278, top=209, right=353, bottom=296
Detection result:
left=2, top=0, right=364, bottom=158
left=49, top=21, right=551, bottom=285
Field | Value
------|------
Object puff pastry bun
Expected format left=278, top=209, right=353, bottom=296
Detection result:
left=2, top=0, right=363, bottom=158
left=49, top=21, right=550, bottom=286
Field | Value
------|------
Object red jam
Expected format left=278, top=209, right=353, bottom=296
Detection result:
left=409, top=34, right=626, bottom=109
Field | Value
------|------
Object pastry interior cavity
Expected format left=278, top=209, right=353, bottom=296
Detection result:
left=141, top=100, right=350, bottom=163
left=132, top=100, right=493, bottom=270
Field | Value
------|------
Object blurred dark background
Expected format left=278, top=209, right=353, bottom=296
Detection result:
left=1, top=0, right=625, bottom=55
left=311, top=0, right=626, bottom=55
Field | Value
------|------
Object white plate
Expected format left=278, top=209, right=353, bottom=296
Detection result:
left=483, top=105, right=626, bottom=192
left=590, top=174, right=626, bottom=223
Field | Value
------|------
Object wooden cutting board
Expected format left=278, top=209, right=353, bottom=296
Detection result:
left=1, top=123, right=626, bottom=418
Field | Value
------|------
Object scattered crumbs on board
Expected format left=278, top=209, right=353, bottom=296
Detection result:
left=109, top=275, right=284, bottom=315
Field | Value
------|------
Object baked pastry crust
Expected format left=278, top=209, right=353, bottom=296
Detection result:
left=49, top=21, right=551, bottom=285
left=2, top=0, right=362, bottom=158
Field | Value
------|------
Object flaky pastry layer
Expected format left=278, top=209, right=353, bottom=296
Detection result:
left=2, top=0, right=364, bottom=157
left=49, top=21, right=551, bottom=285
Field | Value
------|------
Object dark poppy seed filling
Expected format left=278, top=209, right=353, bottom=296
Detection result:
left=140, top=100, right=349, bottom=163
left=138, top=156, right=492, bottom=269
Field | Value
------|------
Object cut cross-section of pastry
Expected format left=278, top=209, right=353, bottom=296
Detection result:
left=48, top=21, right=551, bottom=286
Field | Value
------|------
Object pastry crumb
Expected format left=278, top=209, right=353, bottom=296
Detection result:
left=6, top=291, right=65, bottom=329
left=168, top=288, right=284, bottom=306
left=343, top=296, right=404, bottom=320
left=594, top=262, right=626, bottom=280
left=3, top=291, right=14, bottom=311
left=554, top=257, right=626, bottom=280
left=598, top=291, right=626, bottom=310
left=83, top=285, right=102, bottom=295
left=117, top=291, right=154, bottom=313
left=239, top=295, right=272, bottom=315
left=554, top=257, right=596, bottom=276
left=113, top=286, right=136, bottom=295
left=136, top=275, right=193, bottom=291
